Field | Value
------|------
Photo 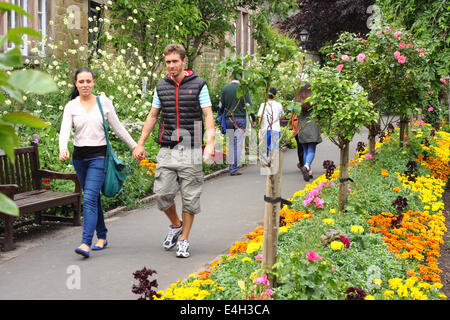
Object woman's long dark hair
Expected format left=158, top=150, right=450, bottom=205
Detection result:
left=295, top=82, right=312, bottom=114
left=69, top=67, right=96, bottom=101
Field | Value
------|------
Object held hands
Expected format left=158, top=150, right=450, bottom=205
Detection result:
left=132, top=144, right=146, bottom=161
left=59, top=149, right=70, bottom=161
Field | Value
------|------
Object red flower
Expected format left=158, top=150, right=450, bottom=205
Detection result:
left=340, top=235, right=350, bottom=249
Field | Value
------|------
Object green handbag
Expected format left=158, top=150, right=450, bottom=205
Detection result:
left=96, top=96, right=127, bottom=197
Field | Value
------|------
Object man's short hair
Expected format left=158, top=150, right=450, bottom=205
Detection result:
left=163, top=44, right=186, bottom=60
left=268, top=86, right=277, bottom=99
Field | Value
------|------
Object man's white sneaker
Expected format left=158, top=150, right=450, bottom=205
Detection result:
left=163, top=223, right=182, bottom=250
left=176, top=240, right=190, bottom=258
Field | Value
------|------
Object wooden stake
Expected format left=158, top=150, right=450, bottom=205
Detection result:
left=262, top=150, right=284, bottom=286
left=338, top=141, right=350, bottom=212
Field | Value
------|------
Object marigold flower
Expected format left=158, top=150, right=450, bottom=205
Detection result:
left=330, top=241, right=344, bottom=251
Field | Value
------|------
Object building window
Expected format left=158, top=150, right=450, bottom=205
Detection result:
left=7, top=0, right=28, bottom=55
left=234, top=10, right=254, bottom=57
left=37, top=0, right=46, bottom=54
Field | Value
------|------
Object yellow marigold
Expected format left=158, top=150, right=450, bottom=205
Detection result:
left=330, top=241, right=344, bottom=251
left=351, top=225, right=364, bottom=233
left=322, top=218, right=335, bottom=226
left=381, top=169, right=389, bottom=177
left=383, top=290, right=395, bottom=300
left=246, top=242, right=262, bottom=254
left=365, top=295, right=375, bottom=300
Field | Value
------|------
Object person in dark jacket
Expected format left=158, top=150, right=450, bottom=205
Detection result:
left=133, top=44, right=215, bottom=258
left=296, top=82, right=322, bottom=182
left=218, top=75, right=255, bottom=175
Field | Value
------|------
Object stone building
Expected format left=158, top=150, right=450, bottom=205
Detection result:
left=1, top=0, right=257, bottom=71
left=1, top=0, right=107, bottom=58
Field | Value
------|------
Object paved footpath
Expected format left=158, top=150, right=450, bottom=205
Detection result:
left=0, top=130, right=366, bottom=300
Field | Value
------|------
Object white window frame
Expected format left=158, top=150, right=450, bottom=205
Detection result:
left=7, top=0, right=28, bottom=56
left=37, top=0, right=46, bottom=55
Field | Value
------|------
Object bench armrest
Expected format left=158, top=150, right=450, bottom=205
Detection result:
left=0, top=184, right=19, bottom=198
left=37, top=169, right=81, bottom=193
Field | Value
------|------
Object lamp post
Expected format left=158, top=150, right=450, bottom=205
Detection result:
left=298, top=29, right=310, bottom=76
left=299, top=29, right=309, bottom=45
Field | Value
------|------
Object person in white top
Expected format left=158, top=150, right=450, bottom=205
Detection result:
left=257, top=86, right=284, bottom=159
left=59, top=67, right=137, bottom=258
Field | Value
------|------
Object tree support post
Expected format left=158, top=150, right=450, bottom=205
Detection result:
left=262, top=149, right=284, bottom=287
left=338, top=141, right=350, bottom=212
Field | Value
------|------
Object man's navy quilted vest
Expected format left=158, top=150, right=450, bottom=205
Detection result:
left=156, top=71, right=206, bottom=148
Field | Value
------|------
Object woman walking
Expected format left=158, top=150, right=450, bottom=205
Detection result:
left=296, top=82, right=322, bottom=182
left=59, top=68, right=137, bottom=258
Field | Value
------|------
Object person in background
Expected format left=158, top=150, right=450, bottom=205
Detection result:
left=257, top=86, right=284, bottom=161
left=291, top=110, right=304, bottom=170
left=59, top=67, right=137, bottom=258
left=296, top=82, right=322, bottom=182
left=218, top=74, right=255, bottom=176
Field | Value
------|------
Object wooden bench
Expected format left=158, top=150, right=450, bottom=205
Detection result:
left=0, top=142, right=81, bottom=251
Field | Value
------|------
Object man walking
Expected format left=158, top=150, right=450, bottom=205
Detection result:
left=133, top=44, right=215, bottom=258
left=219, top=74, right=255, bottom=175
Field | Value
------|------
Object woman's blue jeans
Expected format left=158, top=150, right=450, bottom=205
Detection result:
left=72, top=156, right=107, bottom=247
left=302, top=142, right=317, bottom=166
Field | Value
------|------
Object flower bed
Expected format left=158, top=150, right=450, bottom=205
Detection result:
left=154, top=121, right=448, bottom=300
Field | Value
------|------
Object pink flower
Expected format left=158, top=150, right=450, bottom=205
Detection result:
left=306, top=250, right=322, bottom=261
left=348, top=188, right=352, bottom=193
left=393, top=31, right=402, bottom=38
left=254, top=274, right=270, bottom=286
left=341, top=55, right=350, bottom=62
left=394, top=51, right=401, bottom=60
left=357, top=53, right=366, bottom=62
left=399, top=41, right=406, bottom=49
left=404, top=141, right=409, bottom=145
left=376, top=31, right=382, bottom=36
left=255, top=254, right=263, bottom=261
left=441, top=78, right=448, bottom=85
left=398, top=56, right=407, bottom=64
left=330, top=54, right=335, bottom=59
left=361, top=39, right=366, bottom=43
left=419, top=52, right=425, bottom=58
left=265, top=289, right=274, bottom=296
left=336, top=64, right=344, bottom=71
left=314, top=197, right=325, bottom=209
left=386, top=28, right=392, bottom=32
left=364, top=154, right=372, bottom=159
left=428, top=107, right=434, bottom=112
left=326, top=181, right=335, bottom=187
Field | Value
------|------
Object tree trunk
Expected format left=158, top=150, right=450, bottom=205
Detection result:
left=338, top=141, right=350, bottom=212
left=262, top=150, right=284, bottom=287
left=368, top=125, right=377, bottom=157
